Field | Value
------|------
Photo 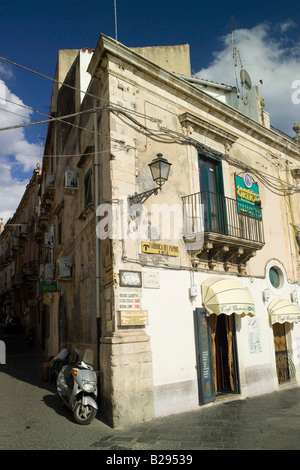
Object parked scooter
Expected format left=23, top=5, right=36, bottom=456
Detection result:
left=56, top=349, right=98, bottom=425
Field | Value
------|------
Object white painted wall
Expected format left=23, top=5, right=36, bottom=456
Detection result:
left=142, top=265, right=300, bottom=416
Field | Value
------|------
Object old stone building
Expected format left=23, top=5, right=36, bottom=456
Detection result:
left=2, top=33, right=300, bottom=428
left=0, top=166, right=40, bottom=337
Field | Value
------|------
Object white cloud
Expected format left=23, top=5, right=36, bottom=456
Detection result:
left=279, top=19, right=296, bottom=34
left=0, top=80, right=43, bottom=171
left=0, top=78, right=43, bottom=223
left=196, top=21, right=300, bottom=136
left=0, top=162, right=28, bottom=224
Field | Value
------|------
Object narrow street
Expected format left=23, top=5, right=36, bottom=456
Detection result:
left=0, top=333, right=300, bottom=452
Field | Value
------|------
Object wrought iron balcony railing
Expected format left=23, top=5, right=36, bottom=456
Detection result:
left=182, top=190, right=265, bottom=245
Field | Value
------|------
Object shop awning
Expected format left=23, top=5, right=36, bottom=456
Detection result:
left=201, top=276, right=255, bottom=317
left=268, top=298, right=300, bottom=324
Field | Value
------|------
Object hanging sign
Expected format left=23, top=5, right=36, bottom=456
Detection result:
left=42, top=293, right=52, bottom=305
left=104, top=237, right=112, bottom=271
left=102, top=269, right=114, bottom=286
left=235, top=174, right=261, bottom=219
left=195, top=309, right=215, bottom=405
left=40, top=281, right=57, bottom=293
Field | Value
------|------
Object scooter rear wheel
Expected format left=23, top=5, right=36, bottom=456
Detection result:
left=73, top=402, right=97, bottom=425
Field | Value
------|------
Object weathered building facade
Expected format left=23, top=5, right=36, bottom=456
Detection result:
left=86, top=36, right=300, bottom=426
left=0, top=166, right=40, bottom=337
left=2, top=33, right=300, bottom=428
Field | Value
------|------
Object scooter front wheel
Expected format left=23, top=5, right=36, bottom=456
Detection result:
left=73, top=401, right=97, bottom=425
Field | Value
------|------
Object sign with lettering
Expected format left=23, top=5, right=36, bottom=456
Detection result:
left=102, top=269, right=114, bottom=286
left=118, top=291, right=141, bottom=310
left=235, top=174, right=261, bottom=219
left=219, top=303, right=255, bottom=317
left=118, top=310, right=148, bottom=326
left=41, top=281, right=57, bottom=293
left=104, top=237, right=112, bottom=271
left=141, top=241, right=179, bottom=256
left=143, top=271, right=160, bottom=289
left=194, top=308, right=215, bottom=405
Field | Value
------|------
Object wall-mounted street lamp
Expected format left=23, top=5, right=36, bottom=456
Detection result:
left=128, top=153, right=172, bottom=205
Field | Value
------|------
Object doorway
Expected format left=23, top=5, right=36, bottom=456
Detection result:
left=210, top=314, right=239, bottom=395
left=273, top=323, right=292, bottom=383
left=198, top=154, right=226, bottom=234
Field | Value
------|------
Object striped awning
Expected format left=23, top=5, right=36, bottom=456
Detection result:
left=201, top=277, right=255, bottom=317
left=268, top=298, right=300, bottom=324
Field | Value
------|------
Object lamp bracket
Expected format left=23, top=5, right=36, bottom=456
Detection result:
left=128, top=187, right=159, bottom=205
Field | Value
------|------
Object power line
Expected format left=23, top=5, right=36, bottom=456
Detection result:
left=0, top=106, right=103, bottom=132
left=0, top=56, right=298, bottom=195
left=0, top=55, right=160, bottom=125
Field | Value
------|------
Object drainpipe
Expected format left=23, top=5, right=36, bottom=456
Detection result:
left=94, top=100, right=101, bottom=371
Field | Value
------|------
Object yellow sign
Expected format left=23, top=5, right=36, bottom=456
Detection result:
left=102, top=268, right=114, bottom=286
left=42, top=293, right=51, bottom=305
left=118, top=310, right=148, bottom=326
left=141, top=241, right=179, bottom=257
left=104, top=237, right=112, bottom=271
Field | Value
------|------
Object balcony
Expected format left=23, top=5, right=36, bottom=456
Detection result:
left=22, top=262, right=38, bottom=279
left=41, top=191, right=54, bottom=209
left=182, top=191, right=265, bottom=273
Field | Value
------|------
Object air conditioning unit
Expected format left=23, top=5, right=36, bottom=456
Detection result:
left=19, top=222, right=28, bottom=238
left=12, top=237, right=20, bottom=251
left=64, top=170, right=78, bottom=190
left=44, top=232, right=54, bottom=247
left=46, top=173, right=55, bottom=189
left=59, top=256, right=73, bottom=279
left=45, top=263, right=55, bottom=280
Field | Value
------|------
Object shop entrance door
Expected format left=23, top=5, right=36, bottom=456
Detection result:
left=194, top=309, right=240, bottom=405
left=273, top=323, right=290, bottom=383
left=210, top=314, right=240, bottom=395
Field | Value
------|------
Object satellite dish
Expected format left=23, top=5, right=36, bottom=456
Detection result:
left=240, top=69, right=252, bottom=90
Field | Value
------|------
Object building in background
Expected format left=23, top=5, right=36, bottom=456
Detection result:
left=1, top=34, right=300, bottom=428
left=0, top=166, right=40, bottom=338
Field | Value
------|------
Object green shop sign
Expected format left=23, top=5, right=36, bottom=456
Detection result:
left=235, top=174, right=261, bottom=219
left=40, top=281, right=57, bottom=293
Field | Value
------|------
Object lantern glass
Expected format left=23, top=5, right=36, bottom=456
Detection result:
left=149, top=153, right=172, bottom=188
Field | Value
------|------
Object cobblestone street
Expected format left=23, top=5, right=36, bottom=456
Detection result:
left=1, top=334, right=300, bottom=452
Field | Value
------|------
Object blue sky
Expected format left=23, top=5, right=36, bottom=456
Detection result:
left=0, top=0, right=300, bottom=221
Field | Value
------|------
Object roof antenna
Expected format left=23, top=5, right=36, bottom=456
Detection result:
left=114, top=0, right=118, bottom=42
left=231, top=29, right=241, bottom=96
left=230, top=24, right=252, bottom=100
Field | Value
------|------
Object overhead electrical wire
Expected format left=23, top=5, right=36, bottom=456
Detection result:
left=110, top=107, right=300, bottom=196
left=0, top=55, right=160, bottom=125
left=0, top=55, right=299, bottom=195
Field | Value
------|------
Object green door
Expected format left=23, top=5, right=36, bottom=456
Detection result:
left=198, top=154, right=226, bottom=233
